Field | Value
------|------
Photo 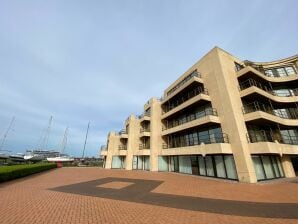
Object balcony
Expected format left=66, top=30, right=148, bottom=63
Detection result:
left=138, top=111, right=151, bottom=121
left=140, top=127, right=150, bottom=137
left=140, top=127, right=150, bottom=133
left=239, top=79, right=298, bottom=101
left=118, top=145, right=127, bottom=150
left=163, top=108, right=218, bottom=131
left=247, top=130, right=298, bottom=145
left=237, top=65, right=298, bottom=83
left=242, top=101, right=298, bottom=120
left=163, top=87, right=209, bottom=113
left=100, top=145, right=107, bottom=151
left=162, top=132, right=229, bottom=149
left=161, top=143, right=233, bottom=156
left=166, top=70, right=203, bottom=97
left=118, top=129, right=128, bottom=138
left=139, top=144, right=150, bottom=150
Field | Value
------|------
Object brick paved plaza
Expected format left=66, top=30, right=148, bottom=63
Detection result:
left=0, top=168, right=297, bottom=224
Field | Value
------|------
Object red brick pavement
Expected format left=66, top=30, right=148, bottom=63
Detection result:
left=0, top=167, right=297, bottom=224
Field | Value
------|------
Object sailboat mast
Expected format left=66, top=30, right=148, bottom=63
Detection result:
left=82, top=122, right=90, bottom=159
left=0, top=116, right=15, bottom=151
left=60, top=127, right=68, bottom=155
left=41, top=116, right=53, bottom=150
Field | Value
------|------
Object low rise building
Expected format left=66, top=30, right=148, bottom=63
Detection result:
left=100, top=47, right=298, bottom=183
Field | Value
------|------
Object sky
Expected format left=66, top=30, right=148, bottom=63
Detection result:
left=0, top=0, right=297, bottom=157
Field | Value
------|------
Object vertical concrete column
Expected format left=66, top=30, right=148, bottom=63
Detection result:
left=202, top=48, right=257, bottom=183
left=105, top=132, right=120, bottom=169
left=149, top=98, right=162, bottom=171
left=125, top=115, right=139, bottom=170
left=281, top=155, right=296, bottom=178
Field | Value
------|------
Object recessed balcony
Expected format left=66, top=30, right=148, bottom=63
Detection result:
left=118, top=129, right=128, bottom=138
left=139, top=144, right=150, bottom=150
left=243, top=101, right=298, bottom=120
left=162, top=92, right=211, bottom=119
left=138, top=111, right=151, bottom=121
left=239, top=78, right=298, bottom=102
left=247, top=129, right=298, bottom=145
left=118, top=145, right=127, bottom=150
left=237, top=66, right=298, bottom=83
left=163, top=132, right=229, bottom=149
left=163, top=71, right=204, bottom=102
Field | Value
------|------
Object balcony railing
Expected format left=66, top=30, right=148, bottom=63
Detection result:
left=239, top=79, right=298, bottom=97
left=167, top=70, right=201, bottom=97
left=163, top=87, right=209, bottom=113
left=162, top=132, right=229, bottom=149
left=100, top=145, right=107, bottom=151
left=139, top=144, right=150, bottom=150
left=238, top=63, right=297, bottom=78
left=247, top=130, right=298, bottom=145
left=118, top=145, right=127, bottom=150
left=163, top=108, right=218, bottom=130
left=118, top=129, right=128, bottom=135
left=242, top=101, right=298, bottom=119
left=138, top=111, right=151, bottom=119
left=140, top=127, right=150, bottom=133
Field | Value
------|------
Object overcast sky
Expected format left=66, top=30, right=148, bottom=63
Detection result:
left=0, top=0, right=297, bottom=157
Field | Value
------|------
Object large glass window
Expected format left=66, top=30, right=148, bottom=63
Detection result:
left=205, top=156, right=215, bottom=177
left=191, top=156, right=199, bottom=175
left=144, top=156, right=150, bottom=170
left=252, top=155, right=284, bottom=181
left=224, top=155, right=238, bottom=179
left=179, top=156, right=192, bottom=174
left=285, top=66, right=295, bottom=75
left=215, top=155, right=226, bottom=178
left=198, top=156, right=206, bottom=176
left=112, top=156, right=125, bottom=169
left=264, top=66, right=296, bottom=77
left=261, top=156, right=275, bottom=179
left=163, top=155, right=238, bottom=180
left=252, top=156, right=266, bottom=180
left=158, top=156, right=168, bottom=171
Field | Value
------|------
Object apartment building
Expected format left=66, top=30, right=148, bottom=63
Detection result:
left=100, top=47, right=298, bottom=183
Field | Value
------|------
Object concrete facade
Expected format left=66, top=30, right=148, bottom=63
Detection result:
left=100, top=47, right=298, bottom=183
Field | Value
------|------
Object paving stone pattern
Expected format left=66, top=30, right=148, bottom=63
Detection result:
left=0, top=168, right=298, bottom=224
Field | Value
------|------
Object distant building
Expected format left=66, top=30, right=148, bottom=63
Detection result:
left=100, top=47, right=298, bottom=183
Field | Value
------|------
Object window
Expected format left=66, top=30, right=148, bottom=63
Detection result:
left=265, top=69, right=274, bottom=77
left=235, top=62, right=244, bottom=71
left=205, top=156, right=215, bottom=176
left=276, top=68, right=287, bottom=77
left=158, top=156, right=168, bottom=171
left=285, top=66, right=295, bottom=75
left=265, top=66, right=296, bottom=77
left=252, top=155, right=284, bottom=181
left=215, top=155, right=226, bottom=178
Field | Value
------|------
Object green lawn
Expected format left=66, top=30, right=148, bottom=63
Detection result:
left=0, top=163, right=56, bottom=183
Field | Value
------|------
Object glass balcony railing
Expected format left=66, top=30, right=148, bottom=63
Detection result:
left=163, top=87, right=209, bottom=113
left=242, top=101, right=298, bottom=120
left=138, top=111, right=151, bottom=119
left=163, top=108, right=218, bottom=131
left=139, top=144, right=150, bottom=150
left=162, top=132, right=229, bottom=149
left=239, top=79, right=298, bottom=97
left=100, top=145, right=107, bottom=151
left=118, top=145, right=127, bottom=150
left=118, top=129, right=128, bottom=135
left=140, top=127, right=150, bottom=133
left=239, top=62, right=297, bottom=78
left=247, top=130, right=298, bottom=145
left=167, top=70, right=201, bottom=97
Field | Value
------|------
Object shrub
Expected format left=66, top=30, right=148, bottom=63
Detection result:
left=0, top=163, right=56, bottom=183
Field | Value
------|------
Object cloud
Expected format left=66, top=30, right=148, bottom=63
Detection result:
left=0, top=0, right=297, bottom=156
